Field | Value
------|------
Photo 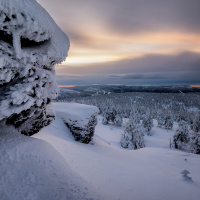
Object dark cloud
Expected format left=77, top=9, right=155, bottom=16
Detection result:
left=37, top=0, right=200, bottom=85
left=60, top=51, right=200, bottom=74
left=38, top=0, right=200, bottom=36
left=56, top=74, right=84, bottom=79
left=99, top=0, right=200, bottom=34
left=114, top=73, right=167, bottom=80
left=57, top=52, right=200, bottom=84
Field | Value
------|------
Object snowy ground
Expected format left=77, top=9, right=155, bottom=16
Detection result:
left=32, top=103, right=200, bottom=200
left=0, top=126, right=100, bottom=200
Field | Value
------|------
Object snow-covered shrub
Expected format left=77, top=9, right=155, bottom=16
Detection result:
left=121, top=119, right=145, bottom=150
left=157, top=116, right=164, bottom=128
left=114, top=114, right=123, bottom=127
left=173, top=120, right=190, bottom=150
left=0, top=0, right=69, bottom=135
left=190, top=113, right=200, bottom=133
left=188, top=113, right=200, bottom=154
left=129, top=109, right=140, bottom=124
left=157, top=110, right=173, bottom=130
left=175, top=109, right=188, bottom=123
left=189, top=131, right=200, bottom=154
left=102, top=107, right=115, bottom=124
left=102, top=116, right=108, bottom=125
left=142, top=111, right=153, bottom=136
left=164, top=114, right=173, bottom=130
left=173, top=119, right=200, bottom=154
left=102, top=106, right=123, bottom=126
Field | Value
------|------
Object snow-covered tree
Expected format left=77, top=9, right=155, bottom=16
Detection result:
left=102, top=107, right=114, bottom=125
left=190, top=113, right=200, bottom=133
left=0, top=0, right=69, bottom=135
left=121, top=119, right=145, bottom=150
left=188, top=113, right=200, bottom=154
left=142, top=110, right=153, bottom=136
left=157, top=109, right=165, bottom=128
left=189, top=131, right=200, bottom=154
left=164, top=114, right=173, bottom=131
left=102, top=105, right=123, bottom=126
left=129, top=108, right=140, bottom=124
left=173, top=120, right=189, bottom=150
left=114, top=114, right=123, bottom=127
left=157, top=110, right=173, bottom=130
left=102, top=116, right=108, bottom=125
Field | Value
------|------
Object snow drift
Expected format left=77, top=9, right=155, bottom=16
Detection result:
left=0, top=0, right=69, bottom=135
left=0, top=126, right=101, bottom=200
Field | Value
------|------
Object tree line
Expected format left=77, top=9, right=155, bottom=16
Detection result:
left=57, top=92, right=200, bottom=154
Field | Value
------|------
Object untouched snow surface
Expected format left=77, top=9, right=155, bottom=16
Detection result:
left=1, top=102, right=200, bottom=200
left=32, top=103, right=200, bottom=200
left=0, top=126, right=101, bottom=200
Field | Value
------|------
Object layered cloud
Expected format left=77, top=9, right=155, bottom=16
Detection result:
left=38, top=0, right=200, bottom=85
left=56, top=52, right=200, bottom=85
left=39, top=0, right=200, bottom=34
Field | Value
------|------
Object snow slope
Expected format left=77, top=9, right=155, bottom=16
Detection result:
left=33, top=103, right=200, bottom=200
left=0, top=126, right=101, bottom=200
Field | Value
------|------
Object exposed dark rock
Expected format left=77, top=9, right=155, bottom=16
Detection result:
left=65, top=114, right=97, bottom=143
left=54, top=103, right=99, bottom=144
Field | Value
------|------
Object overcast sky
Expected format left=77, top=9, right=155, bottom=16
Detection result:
left=38, top=0, right=200, bottom=85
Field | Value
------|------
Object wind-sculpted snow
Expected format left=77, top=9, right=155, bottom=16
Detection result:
left=54, top=102, right=99, bottom=143
left=0, top=126, right=101, bottom=200
left=0, top=0, right=69, bottom=135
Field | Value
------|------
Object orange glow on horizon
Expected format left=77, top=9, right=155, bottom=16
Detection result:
left=60, top=31, right=200, bottom=66
left=63, top=55, right=122, bottom=65
left=190, top=85, right=200, bottom=88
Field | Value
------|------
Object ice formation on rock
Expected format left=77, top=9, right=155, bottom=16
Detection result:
left=0, top=0, right=69, bottom=135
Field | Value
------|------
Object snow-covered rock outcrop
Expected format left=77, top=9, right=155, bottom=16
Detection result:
left=54, top=103, right=99, bottom=143
left=0, top=0, right=69, bottom=135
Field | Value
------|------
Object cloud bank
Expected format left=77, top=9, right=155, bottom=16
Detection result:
left=38, top=0, right=200, bottom=85
left=56, top=52, right=200, bottom=85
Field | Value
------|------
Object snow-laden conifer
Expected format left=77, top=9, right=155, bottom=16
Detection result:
left=142, top=110, right=153, bottom=135
left=189, top=131, right=200, bottom=154
left=114, top=114, right=123, bottom=127
left=190, top=113, right=200, bottom=133
left=173, top=120, right=189, bottom=150
left=188, top=113, right=200, bottom=154
left=121, top=117, right=145, bottom=150
left=157, top=110, right=173, bottom=130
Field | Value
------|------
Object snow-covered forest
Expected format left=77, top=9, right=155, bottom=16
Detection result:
left=57, top=91, right=200, bottom=154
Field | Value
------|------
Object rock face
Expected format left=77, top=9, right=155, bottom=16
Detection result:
left=0, top=0, right=69, bottom=135
left=65, top=114, right=97, bottom=143
left=54, top=103, right=99, bottom=143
